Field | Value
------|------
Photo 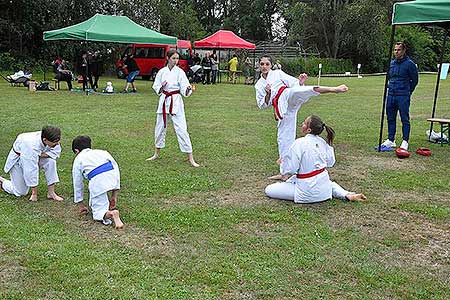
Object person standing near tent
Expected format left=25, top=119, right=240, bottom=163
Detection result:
left=122, top=54, right=140, bottom=93
left=211, top=50, right=219, bottom=84
left=146, top=50, right=200, bottom=167
left=201, top=51, right=212, bottom=84
left=228, top=54, right=239, bottom=83
left=244, top=56, right=252, bottom=85
left=255, top=55, right=348, bottom=180
left=380, top=42, right=418, bottom=151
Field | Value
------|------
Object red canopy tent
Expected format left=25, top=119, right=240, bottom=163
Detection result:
left=194, top=30, right=256, bottom=49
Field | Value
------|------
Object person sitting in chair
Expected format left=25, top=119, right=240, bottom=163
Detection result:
left=55, top=59, right=74, bottom=91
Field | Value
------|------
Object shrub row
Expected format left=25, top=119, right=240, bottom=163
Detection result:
left=278, top=57, right=354, bottom=76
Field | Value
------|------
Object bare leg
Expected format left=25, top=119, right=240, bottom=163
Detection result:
left=29, top=186, right=38, bottom=202
left=146, top=148, right=161, bottom=161
left=187, top=153, right=200, bottom=167
left=105, top=210, right=124, bottom=229
left=109, top=190, right=118, bottom=210
left=346, top=193, right=367, bottom=202
left=314, top=85, right=348, bottom=94
left=47, top=184, right=64, bottom=201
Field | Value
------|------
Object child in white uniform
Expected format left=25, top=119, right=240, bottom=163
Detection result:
left=0, top=126, right=63, bottom=202
left=265, top=115, right=366, bottom=203
left=71, top=136, right=124, bottom=229
left=255, top=56, right=348, bottom=179
left=147, top=49, right=200, bottom=167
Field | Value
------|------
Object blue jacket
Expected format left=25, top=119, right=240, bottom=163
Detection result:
left=388, top=56, right=418, bottom=96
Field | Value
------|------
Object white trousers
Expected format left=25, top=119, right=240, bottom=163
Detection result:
left=154, top=112, right=193, bottom=153
left=265, top=181, right=350, bottom=203
left=89, top=192, right=109, bottom=221
left=277, top=88, right=316, bottom=173
left=1, top=158, right=59, bottom=197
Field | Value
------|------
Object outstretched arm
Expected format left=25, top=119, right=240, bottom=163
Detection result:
left=313, top=84, right=348, bottom=94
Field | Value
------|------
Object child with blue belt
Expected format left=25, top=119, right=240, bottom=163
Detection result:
left=71, top=136, right=124, bottom=229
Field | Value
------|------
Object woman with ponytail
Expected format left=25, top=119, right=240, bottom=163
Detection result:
left=265, top=115, right=366, bottom=203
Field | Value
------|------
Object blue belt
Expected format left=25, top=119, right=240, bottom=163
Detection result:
left=87, top=161, right=113, bottom=180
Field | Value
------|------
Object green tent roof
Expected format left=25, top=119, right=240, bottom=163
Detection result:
left=393, top=0, right=450, bottom=25
left=43, top=14, right=177, bottom=45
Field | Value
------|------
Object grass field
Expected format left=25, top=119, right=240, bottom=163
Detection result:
left=0, top=73, right=449, bottom=299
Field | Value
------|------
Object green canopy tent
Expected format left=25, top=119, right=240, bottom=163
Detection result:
left=378, top=0, right=450, bottom=150
left=43, top=14, right=177, bottom=44
left=43, top=14, right=177, bottom=83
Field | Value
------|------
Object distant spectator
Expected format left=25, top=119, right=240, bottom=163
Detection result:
left=228, top=54, right=239, bottom=83
left=89, top=51, right=104, bottom=90
left=211, top=50, right=219, bottom=84
left=244, top=56, right=252, bottom=85
left=193, top=53, right=201, bottom=65
left=55, top=59, right=74, bottom=91
left=273, top=60, right=282, bottom=70
left=201, top=51, right=212, bottom=84
left=122, top=54, right=140, bottom=93
left=254, top=60, right=261, bottom=83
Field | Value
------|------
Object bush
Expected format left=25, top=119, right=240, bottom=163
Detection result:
left=0, top=52, right=47, bottom=73
left=278, top=57, right=353, bottom=76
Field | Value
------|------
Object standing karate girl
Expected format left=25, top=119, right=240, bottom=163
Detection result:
left=265, top=115, right=366, bottom=203
left=255, top=55, right=348, bottom=180
left=146, top=50, right=200, bottom=167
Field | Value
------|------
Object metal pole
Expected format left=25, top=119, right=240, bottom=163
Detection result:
left=377, top=25, right=396, bottom=152
left=428, top=29, right=449, bottom=139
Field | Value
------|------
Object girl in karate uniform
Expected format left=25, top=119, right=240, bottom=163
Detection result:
left=0, top=126, right=63, bottom=202
left=147, top=50, right=200, bottom=167
left=265, top=115, right=366, bottom=203
left=255, top=55, right=348, bottom=180
left=71, top=136, right=124, bottom=229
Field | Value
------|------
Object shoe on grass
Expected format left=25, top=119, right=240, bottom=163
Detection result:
left=381, top=139, right=396, bottom=148
left=400, top=140, right=409, bottom=150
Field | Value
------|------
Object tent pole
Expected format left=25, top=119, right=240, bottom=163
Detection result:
left=377, top=25, right=396, bottom=152
left=428, top=29, right=449, bottom=139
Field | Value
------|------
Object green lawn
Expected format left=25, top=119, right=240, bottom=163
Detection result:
left=0, top=74, right=449, bottom=299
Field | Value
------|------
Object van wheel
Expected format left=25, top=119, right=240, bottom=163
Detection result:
left=116, top=68, right=125, bottom=79
left=151, top=69, right=158, bottom=81
left=142, top=75, right=151, bottom=80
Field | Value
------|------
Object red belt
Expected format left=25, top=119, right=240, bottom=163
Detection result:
left=272, top=86, right=287, bottom=121
left=296, top=168, right=326, bottom=179
left=13, top=148, right=20, bottom=156
left=162, top=90, right=180, bottom=128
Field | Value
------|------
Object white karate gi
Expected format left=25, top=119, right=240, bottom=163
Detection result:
left=152, top=65, right=194, bottom=153
left=255, top=70, right=320, bottom=173
left=265, top=134, right=351, bottom=203
left=2, top=131, right=60, bottom=197
left=72, top=149, right=120, bottom=221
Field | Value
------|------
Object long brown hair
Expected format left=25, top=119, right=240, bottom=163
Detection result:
left=307, top=115, right=335, bottom=145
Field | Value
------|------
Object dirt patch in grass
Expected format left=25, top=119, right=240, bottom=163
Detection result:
left=0, top=245, right=26, bottom=287
left=324, top=191, right=450, bottom=279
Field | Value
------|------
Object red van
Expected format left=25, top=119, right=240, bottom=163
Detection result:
left=116, top=40, right=192, bottom=80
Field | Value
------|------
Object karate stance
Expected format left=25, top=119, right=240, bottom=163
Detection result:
left=0, top=126, right=63, bottom=202
left=265, top=115, right=366, bottom=203
left=147, top=50, right=200, bottom=167
left=255, top=55, right=348, bottom=179
left=71, top=136, right=124, bottom=229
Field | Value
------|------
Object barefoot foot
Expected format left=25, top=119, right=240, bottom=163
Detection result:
left=29, top=194, right=38, bottom=202
left=346, top=193, right=367, bottom=202
left=146, top=154, right=158, bottom=161
left=47, top=193, right=64, bottom=202
left=111, top=210, right=124, bottom=229
left=189, top=161, right=200, bottom=167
